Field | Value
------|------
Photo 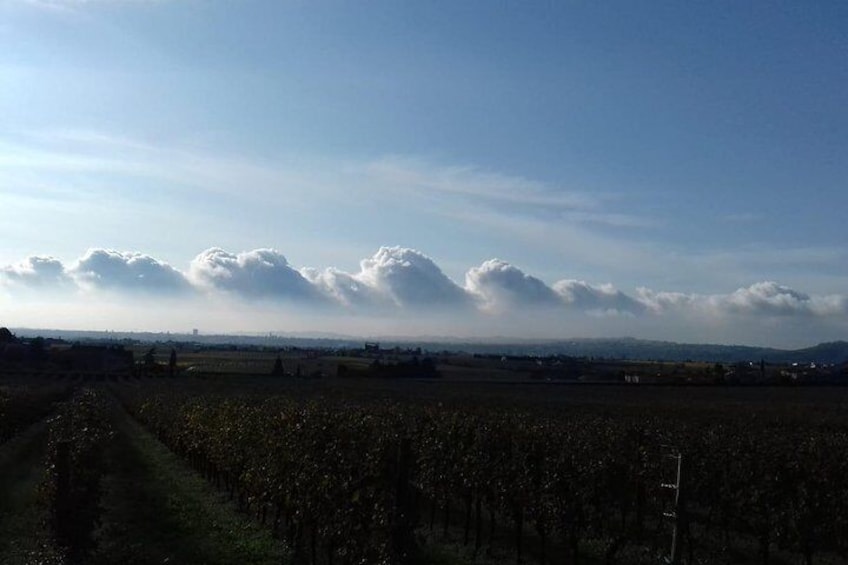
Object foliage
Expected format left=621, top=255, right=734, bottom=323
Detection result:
left=41, top=389, right=114, bottom=564
left=0, top=384, right=69, bottom=444
left=119, top=382, right=848, bottom=564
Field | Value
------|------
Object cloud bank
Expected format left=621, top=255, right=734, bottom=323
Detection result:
left=553, top=280, right=646, bottom=316
left=70, top=249, right=190, bottom=293
left=189, top=248, right=321, bottom=301
left=300, top=247, right=470, bottom=311
left=1, top=256, right=70, bottom=287
left=2, top=246, right=846, bottom=345
left=466, top=259, right=560, bottom=311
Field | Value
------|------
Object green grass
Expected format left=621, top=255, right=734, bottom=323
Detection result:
left=0, top=420, right=63, bottom=565
left=92, top=406, right=287, bottom=565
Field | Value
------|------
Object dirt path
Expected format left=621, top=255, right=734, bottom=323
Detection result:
left=91, top=404, right=286, bottom=565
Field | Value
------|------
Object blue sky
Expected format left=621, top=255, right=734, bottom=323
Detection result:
left=1, top=0, right=847, bottom=347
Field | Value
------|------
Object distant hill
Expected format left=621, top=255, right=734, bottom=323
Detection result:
left=9, top=328, right=848, bottom=365
left=782, top=341, right=848, bottom=365
left=459, top=338, right=848, bottom=365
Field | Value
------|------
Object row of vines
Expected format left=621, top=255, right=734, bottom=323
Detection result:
left=0, top=382, right=69, bottom=444
left=120, top=383, right=848, bottom=564
left=41, top=388, right=114, bottom=564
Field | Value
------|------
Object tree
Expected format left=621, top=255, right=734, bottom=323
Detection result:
left=142, top=348, right=156, bottom=377
left=169, top=348, right=177, bottom=377
left=0, top=327, right=16, bottom=344
left=31, top=337, right=47, bottom=362
left=272, top=355, right=285, bottom=376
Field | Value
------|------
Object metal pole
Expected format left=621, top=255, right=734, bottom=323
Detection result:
left=660, top=448, right=685, bottom=565
left=669, top=453, right=683, bottom=564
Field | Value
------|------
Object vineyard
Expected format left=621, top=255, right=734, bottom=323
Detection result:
left=1, top=372, right=848, bottom=564
left=119, top=379, right=848, bottom=565
left=0, top=383, right=70, bottom=444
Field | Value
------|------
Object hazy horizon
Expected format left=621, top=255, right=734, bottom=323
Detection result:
left=7, top=323, right=848, bottom=354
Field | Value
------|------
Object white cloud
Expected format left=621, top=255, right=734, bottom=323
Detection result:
left=721, top=281, right=847, bottom=317
left=70, top=249, right=190, bottom=293
left=2, top=245, right=847, bottom=348
left=300, top=267, right=388, bottom=309
left=304, top=248, right=499, bottom=312
left=554, top=279, right=646, bottom=316
left=1, top=256, right=69, bottom=287
left=189, top=248, right=322, bottom=302
left=353, top=246, right=471, bottom=309
left=465, top=259, right=560, bottom=311
left=634, top=288, right=702, bottom=315
left=635, top=282, right=847, bottom=318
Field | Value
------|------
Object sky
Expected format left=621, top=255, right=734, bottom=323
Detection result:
left=1, top=0, right=847, bottom=348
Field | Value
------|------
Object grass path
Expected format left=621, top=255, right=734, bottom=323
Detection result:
left=0, top=419, right=62, bottom=564
left=92, top=404, right=287, bottom=565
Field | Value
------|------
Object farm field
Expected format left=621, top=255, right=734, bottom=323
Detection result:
left=1, top=365, right=848, bottom=564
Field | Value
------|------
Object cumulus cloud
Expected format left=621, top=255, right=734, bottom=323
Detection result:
left=3, top=246, right=847, bottom=347
left=70, top=249, right=190, bottom=293
left=191, top=246, right=471, bottom=310
left=1, top=256, right=70, bottom=287
left=465, top=259, right=560, bottom=310
left=635, top=282, right=848, bottom=318
left=720, top=281, right=847, bottom=317
left=353, top=246, right=471, bottom=308
left=189, top=248, right=321, bottom=301
left=300, top=267, right=387, bottom=309
left=634, top=288, right=702, bottom=315
left=554, top=280, right=646, bottom=316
